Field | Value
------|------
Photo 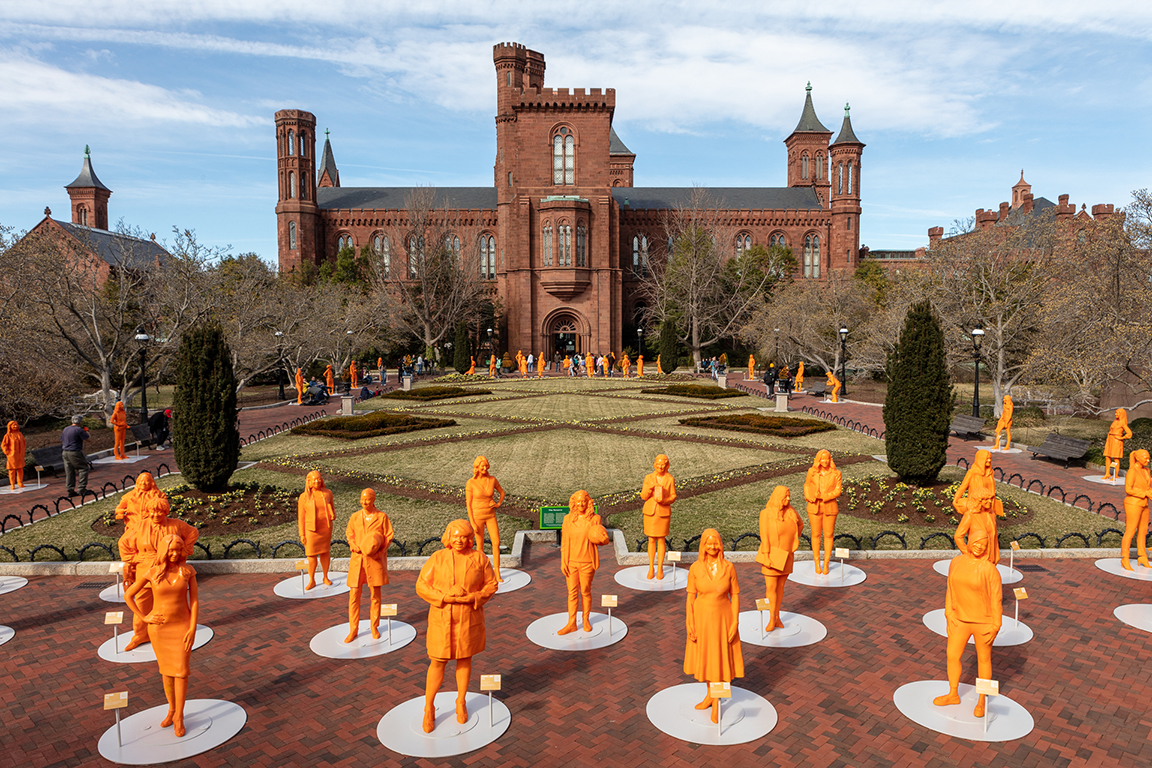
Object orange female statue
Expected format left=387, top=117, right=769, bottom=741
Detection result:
left=111, top=401, right=129, bottom=460
left=794, top=361, right=804, bottom=392
left=349, top=360, right=359, bottom=388
left=804, top=450, right=842, bottom=574
left=294, top=367, right=304, bottom=404
left=345, top=488, right=395, bottom=642
left=636, top=354, right=644, bottom=378
left=684, top=528, right=744, bottom=723
left=115, top=471, right=168, bottom=531
left=755, top=485, right=803, bottom=632
left=640, top=454, right=677, bottom=580
left=465, top=456, right=506, bottom=582
left=585, top=352, right=594, bottom=378
left=1121, top=448, right=1151, bottom=570
left=952, top=450, right=1002, bottom=565
left=124, top=534, right=199, bottom=738
left=825, top=372, right=841, bottom=403
left=324, top=364, right=335, bottom=392
left=298, top=470, right=335, bottom=590
left=622, top=354, right=631, bottom=378
left=3, top=421, right=27, bottom=489
left=488, top=354, right=497, bottom=378
left=467, top=356, right=476, bottom=375
left=1103, top=408, right=1133, bottom=482
left=537, top=352, right=545, bottom=378
left=416, top=519, right=499, bottom=733
left=559, top=489, right=610, bottom=634
left=748, top=354, right=755, bottom=381
left=993, top=394, right=1014, bottom=450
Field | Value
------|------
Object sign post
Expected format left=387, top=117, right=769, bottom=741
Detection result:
left=834, top=547, right=849, bottom=585
left=1009, top=540, right=1020, bottom=575
left=539, top=506, right=567, bottom=546
left=109, top=562, right=124, bottom=598
left=295, top=559, right=308, bottom=591
left=1012, top=587, right=1028, bottom=631
left=708, top=681, right=731, bottom=738
left=755, top=598, right=770, bottom=640
left=601, top=595, right=617, bottom=636
left=480, top=674, right=501, bottom=729
left=105, top=611, right=124, bottom=647
left=974, top=678, right=999, bottom=735
left=103, top=691, right=128, bottom=748
left=381, top=604, right=397, bottom=644
left=666, top=550, right=681, bottom=580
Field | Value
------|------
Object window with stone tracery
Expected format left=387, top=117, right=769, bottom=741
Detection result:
left=542, top=225, right=553, bottom=267
left=802, top=153, right=809, bottom=180
left=576, top=226, right=587, bottom=267
left=481, top=235, right=496, bottom=279
left=815, top=152, right=824, bottom=180
left=289, top=221, right=297, bottom=250
left=735, top=233, right=752, bottom=256
left=559, top=225, right=572, bottom=266
left=288, top=130, right=295, bottom=156
left=553, top=127, right=575, bottom=185
left=632, top=234, right=649, bottom=278
left=803, top=235, right=820, bottom=279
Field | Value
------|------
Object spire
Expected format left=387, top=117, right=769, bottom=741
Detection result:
left=66, top=146, right=111, bottom=191
left=317, top=129, right=340, bottom=188
left=792, top=82, right=829, bottom=133
left=832, top=103, right=863, bottom=145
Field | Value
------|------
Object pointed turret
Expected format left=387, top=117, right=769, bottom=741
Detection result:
left=829, top=103, right=864, bottom=271
left=832, top=103, right=863, bottom=146
left=1011, top=170, right=1031, bottom=209
left=784, top=83, right=833, bottom=194
left=317, top=129, right=340, bottom=188
left=608, top=125, right=635, bottom=187
left=65, top=146, right=111, bottom=229
left=792, top=83, right=829, bottom=133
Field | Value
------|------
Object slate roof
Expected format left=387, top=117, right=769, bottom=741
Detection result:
left=609, top=127, right=633, bottom=155
left=318, top=136, right=339, bottom=184
left=791, top=84, right=829, bottom=134
left=317, top=187, right=498, bottom=210
left=54, top=220, right=168, bottom=268
left=612, top=187, right=824, bottom=211
left=832, top=106, right=863, bottom=146
left=65, top=153, right=110, bottom=191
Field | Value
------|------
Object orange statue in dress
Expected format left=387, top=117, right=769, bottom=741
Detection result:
left=756, top=485, right=803, bottom=632
left=684, top=528, right=743, bottom=723
left=636, top=355, right=644, bottom=378
left=585, top=352, right=594, bottom=378
left=1103, top=408, right=1133, bottom=482
left=465, top=456, right=506, bottom=582
left=952, top=450, right=1003, bottom=565
left=1121, top=448, right=1151, bottom=570
left=804, top=450, right=842, bottom=574
left=324, top=365, right=335, bottom=392
left=467, top=356, right=476, bottom=375
left=748, top=354, right=755, bottom=381
left=794, top=362, right=804, bottom=392
left=993, top=394, right=1013, bottom=450
left=416, top=520, right=499, bottom=733
left=932, top=528, right=1002, bottom=717
left=294, top=367, right=304, bottom=404
left=559, top=490, right=610, bottom=634
left=489, top=354, right=497, bottom=378
left=640, top=454, right=677, bottom=580
left=124, top=534, right=199, bottom=738
left=298, top=470, right=335, bottom=590
left=3, top=421, right=27, bottom=490
left=622, top=354, right=631, bottom=378
left=345, top=488, right=395, bottom=643
left=537, top=352, right=545, bottom=378
left=111, top=401, right=129, bottom=460
left=825, top=372, right=841, bottom=403
left=349, top=360, right=359, bottom=388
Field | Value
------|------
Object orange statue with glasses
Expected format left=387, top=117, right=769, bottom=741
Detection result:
left=345, top=488, right=395, bottom=643
left=111, top=401, right=129, bottom=460
left=1121, top=448, right=1151, bottom=570
left=559, top=489, right=610, bottom=634
left=465, top=456, right=506, bottom=582
left=3, top=421, right=27, bottom=490
left=756, top=485, right=803, bottom=632
left=684, top=528, right=743, bottom=723
left=298, top=470, right=335, bottom=590
left=641, top=454, right=677, bottom=580
left=805, top=450, right=842, bottom=574
left=1103, top=408, right=1133, bottom=482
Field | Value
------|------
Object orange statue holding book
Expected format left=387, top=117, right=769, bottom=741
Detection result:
left=298, top=470, right=335, bottom=590
left=805, top=450, right=842, bottom=574
left=641, top=454, right=677, bottom=580
left=124, top=533, right=199, bottom=738
left=416, top=519, right=499, bottom=733
left=756, top=485, right=803, bottom=632
left=684, top=528, right=744, bottom=723
left=825, top=372, right=841, bottom=403
left=324, top=364, right=335, bottom=392
left=465, top=456, right=506, bottom=582
left=3, top=421, right=27, bottom=490
left=993, top=394, right=1013, bottom=450
left=1103, top=408, right=1133, bottom=482
left=1121, top=448, right=1151, bottom=571
left=345, top=488, right=395, bottom=643
left=794, top=361, right=804, bottom=392
left=952, top=450, right=1003, bottom=565
left=111, top=401, right=129, bottom=460
left=295, top=367, right=304, bottom=404
left=559, top=489, right=610, bottom=634
left=932, top=527, right=1002, bottom=717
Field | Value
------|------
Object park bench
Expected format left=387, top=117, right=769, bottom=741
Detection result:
left=949, top=414, right=987, bottom=440
left=129, top=423, right=153, bottom=451
left=808, top=381, right=827, bottom=398
left=30, top=446, right=65, bottom=475
left=1030, top=434, right=1091, bottom=468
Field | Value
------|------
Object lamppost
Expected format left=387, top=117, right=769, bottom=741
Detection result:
left=838, top=326, right=849, bottom=398
left=971, top=327, right=985, bottom=418
left=774, top=328, right=780, bottom=364
left=637, top=327, right=643, bottom=359
left=134, top=327, right=150, bottom=423
left=274, top=331, right=285, bottom=401
left=445, top=341, right=453, bottom=374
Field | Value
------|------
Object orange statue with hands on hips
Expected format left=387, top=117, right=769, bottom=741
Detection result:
left=465, top=456, right=506, bottom=582
left=111, top=401, right=129, bottom=460
left=794, top=362, right=804, bottom=392
left=641, top=454, right=677, bottom=580
left=825, top=372, right=841, bottom=403
left=756, top=485, right=803, bottom=632
left=805, top=450, right=842, bottom=574
left=993, top=394, right=1014, bottom=450
left=298, top=470, right=335, bottom=590
left=1103, top=408, right=1133, bottom=482
left=294, top=367, right=304, bottom=404
left=684, top=528, right=743, bottom=723
left=345, top=488, right=395, bottom=643
left=932, top=527, right=1002, bottom=717
left=559, top=489, right=610, bottom=634
left=1121, top=448, right=1151, bottom=570
left=3, top=421, right=27, bottom=489
left=416, top=519, right=499, bottom=733
left=952, top=449, right=1003, bottom=565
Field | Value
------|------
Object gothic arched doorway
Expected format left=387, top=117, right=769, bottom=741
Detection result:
left=543, top=310, right=588, bottom=361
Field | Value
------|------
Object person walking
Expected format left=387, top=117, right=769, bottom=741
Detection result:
left=61, top=415, right=90, bottom=497
left=763, top=362, right=778, bottom=395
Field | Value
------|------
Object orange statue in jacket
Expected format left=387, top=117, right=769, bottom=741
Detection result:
left=804, top=450, right=842, bottom=574
left=295, top=367, right=304, bottom=405
left=794, top=362, right=804, bottom=392
left=756, top=485, right=803, bottom=632
left=324, top=365, right=335, bottom=392
left=636, top=355, right=644, bottom=378
left=559, top=490, right=610, bottom=634
left=826, top=372, right=841, bottom=403
left=993, top=394, right=1014, bottom=450
left=349, top=360, right=359, bottom=388
left=1103, top=408, right=1133, bottom=482
left=641, top=454, right=677, bottom=580
left=345, top=488, right=395, bottom=642
left=952, top=450, right=1003, bottom=565
left=298, top=470, right=335, bottom=590
left=684, top=528, right=743, bottom=723
left=1122, top=448, right=1151, bottom=570
left=3, top=421, right=27, bottom=489
left=111, top=401, right=129, bottom=460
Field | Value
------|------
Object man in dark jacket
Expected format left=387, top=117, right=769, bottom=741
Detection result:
left=763, top=362, right=778, bottom=396
left=61, top=415, right=90, bottom=497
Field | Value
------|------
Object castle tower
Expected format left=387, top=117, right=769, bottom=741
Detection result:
left=784, top=84, right=832, bottom=207
left=1011, top=170, right=1031, bottom=208
left=829, top=103, right=865, bottom=269
left=65, top=146, right=111, bottom=230
left=275, top=110, right=320, bottom=272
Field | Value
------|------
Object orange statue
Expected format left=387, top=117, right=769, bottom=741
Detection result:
left=467, top=356, right=476, bottom=375
left=465, top=456, right=506, bottom=582
left=952, top=449, right=1003, bottom=565
left=755, top=485, right=803, bottom=632
left=298, top=470, right=335, bottom=590
left=684, top=528, right=744, bottom=723
left=622, top=354, right=631, bottom=378
left=748, top=354, right=755, bottom=381
left=516, top=350, right=526, bottom=378
left=349, top=360, right=359, bottom=388
left=1103, top=408, right=1133, bottom=482
left=3, top=421, right=27, bottom=490
left=123, top=533, right=199, bottom=738
left=1121, top=448, right=1151, bottom=570
left=324, top=364, right=335, bottom=392
left=640, top=454, right=677, bottom=580
left=537, top=351, right=545, bottom=378
left=559, top=489, right=610, bottom=634
left=563, top=355, right=571, bottom=374
left=656, top=354, right=662, bottom=374
left=804, top=450, right=842, bottom=574
left=294, top=367, right=304, bottom=405
left=826, top=372, right=841, bottom=403
left=585, top=352, right=594, bottom=378
left=636, top=355, right=644, bottom=378
left=345, top=488, right=395, bottom=643
left=111, top=401, right=129, bottom=460
left=377, top=357, right=383, bottom=375
left=932, top=527, right=1002, bottom=717
left=794, top=362, right=804, bottom=392
left=115, top=471, right=168, bottom=531
left=488, top=354, right=497, bottom=378
left=993, top=394, right=1013, bottom=450
left=416, top=519, right=499, bottom=733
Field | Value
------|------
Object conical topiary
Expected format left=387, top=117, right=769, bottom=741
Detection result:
left=172, top=323, right=239, bottom=492
left=658, top=320, right=678, bottom=374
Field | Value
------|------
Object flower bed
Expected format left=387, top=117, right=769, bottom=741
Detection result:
left=94, top=481, right=296, bottom=536
left=641, top=384, right=744, bottom=400
left=382, top=385, right=492, bottom=401
left=841, top=476, right=1034, bottom=527
left=679, top=413, right=835, bottom=437
left=291, top=411, right=456, bottom=439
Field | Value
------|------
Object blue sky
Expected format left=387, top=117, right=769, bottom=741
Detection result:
left=1, top=1, right=1149, bottom=262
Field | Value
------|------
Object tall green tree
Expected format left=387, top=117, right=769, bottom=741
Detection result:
left=658, top=320, right=678, bottom=373
left=883, top=301, right=952, bottom=485
left=453, top=322, right=470, bottom=373
left=173, top=323, right=239, bottom=492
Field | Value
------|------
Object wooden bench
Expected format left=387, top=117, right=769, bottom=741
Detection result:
left=31, top=446, right=66, bottom=475
left=1030, top=434, right=1091, bottom=468
left=808, top=382, right=828, bottom=398
left=949, top=414, right=987, bottom=440
left=130, top=423, right=153, bottom=450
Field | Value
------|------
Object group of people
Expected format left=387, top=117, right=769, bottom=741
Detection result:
left=762, top=361, right=802, bottom=395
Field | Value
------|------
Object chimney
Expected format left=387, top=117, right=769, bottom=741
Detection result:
left=1021, top=192, right=1034, bottom=215
left=998, top=202, right=1010, bottom=222
left=928, top=226, right=944, bottom=246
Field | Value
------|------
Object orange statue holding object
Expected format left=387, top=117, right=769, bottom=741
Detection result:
left=563, top=355, right=571, bottom=374
left=349, top=360, right=359, bottom=388
left=640, top=454, right=677, bottom=580
left=295, top=367, right=304, bottom=404
left=465, top=456, right=506, bottom=582
left=794, top=362, right=804, bottom=392
left=467, top=356, right=476, bottom=375
left=345, top=488, right=395, bottom=642
left=748, top=354, right=755, bottom=381
left=755, top=485, right=803, bottom=632
left=559, top=489, right=610, bottom=634
left=622, top=354, right=631, bottom=378
left=825, top=372, right=841, bottom=403
left=3, top=421, right=27, bottom=489
left=684, top=528, right=744, bottom=723
left=1103, top=408, right=1133, bottom=482
left=636, top=355, right=644, bottom=377
left=952, top=450, right=1003, bottom=565
left=1121, top=448, right=1151, bottom=570
left=298, top=470, right=335, bottom=590
left=932, top=527, right=1002, bottom=717
left=324, top=364, right=335, bottom=392
left=416, top=519, right=499, bottom=733
left=993, top=394, right=1013, bottom=450
left=804, top=450, right=842, bottom=574
left=123, top=533, right=199, bottom=738
left=111, top=401, right=129, bottom=460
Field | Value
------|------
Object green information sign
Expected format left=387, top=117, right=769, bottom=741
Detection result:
left=539, top=506, right=568, bottom=530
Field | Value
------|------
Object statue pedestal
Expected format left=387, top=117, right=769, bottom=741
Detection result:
left=273, top=570, right=350, bottom=599
left=788, top=560, right=867, bottom=588
left=100, top=583, right=126, bottom=603
left=1113, top=604, right=1152, bottom=633
left=0, top=576, right=29, bottom=595
left=646, top=683, right=778, bottom=745
left=613, top=565, right=688, bottom=592
left=775, top=393, right=789, bottom=412
left=921, top=609, right=1033, bottom=646
left=495, top=568, right=531, bottom=594
left=98, top=626, right=214, bottom=664
left=377, top=692, right=510, bottom=758
left=309, top=619, right=416, bottom=659
left=525, top=612, right=627, bottom=651
left=893, top=681, right=1033, bottom=742
left=0, top=625, right=13, bottom=646
left=97, top=699, right=246, bottom=764
left=0, top=482, right=49, bottom=495
left=737, top=610, right=826, bottom=648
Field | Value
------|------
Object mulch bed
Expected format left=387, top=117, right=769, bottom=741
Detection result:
left=291, top=411, right=456, bottom=439
left=381, top=386, right=493, bottom=401
left=840, top=476, right=1035, bottom=527
left=679, top=413, right=836, bottom=437
left=93, top=482, right=297, bottom=537
left=640, top=384, right=744, bottom=399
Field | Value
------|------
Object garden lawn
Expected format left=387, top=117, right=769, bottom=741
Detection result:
left=626, top=412, right=886, bottom=454
left=418, top=392, right=719, bottom=422
left=239, top=417, right=501, bottom=462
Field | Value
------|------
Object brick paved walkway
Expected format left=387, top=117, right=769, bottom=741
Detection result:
left=3, top=547, right=1150, bottom=767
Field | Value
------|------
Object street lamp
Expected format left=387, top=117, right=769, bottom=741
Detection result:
left=838, top=326, right=849, bottom=398
left=274, top=331, right=285, bottom=401
left=774, top=327, right=780, bottom=364
left=637, top=327, right=643, bottom=359
left=134, top=327, right=150, bottom=422
left=971, top=327, right=985, bottom=418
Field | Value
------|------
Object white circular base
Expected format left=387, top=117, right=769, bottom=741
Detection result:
left=377, top=692, right=510, bottom=758
left=1114, top=604, right=1152, bottom=633
left=986, top=447, right=1023, bottom=454
left=97, top=626, right=214, bottom=664
left=893, top=681, right=1034, bottom=742
left=92, top=455, right=150, bottom=465
left=646, top=683, right=778, bottom=745
left=273, top=570, right=350, bottom=599
left=0, top=482, right=48, bottom=495
left=0, top=576, right=29, bottom=595
left=933, top=559, right=1023, bottom=584
left=613, top=565, right=689, bottom=592
left=738, top=610, right=827, bottom=647
left=1082, top=474, right=1124, bottom=486
left=97, top=699, right=246, bottom=765
left=1095, top=558, right=1152, bottom=582
left=101, top=583, right=126, bottom=603
left=310, top=619, right=416, bottom=659
left=0, top=625, right=13, bottom=646
left=525, top=612, right=627, bottom=651
left=921, top=609, right=1033, bottom=646
left=495, top=568, right=532, bottom=594
left=788, top=560, right=867, bottom=588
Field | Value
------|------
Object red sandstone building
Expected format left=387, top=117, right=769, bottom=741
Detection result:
left=275, top=42, right=864, bottom=357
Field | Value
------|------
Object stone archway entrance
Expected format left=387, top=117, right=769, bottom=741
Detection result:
left=544, top=311, right=587, bottom=361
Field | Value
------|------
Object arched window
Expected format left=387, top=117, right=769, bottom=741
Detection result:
left=481, top=235, right=496, bottom=279
left=847, top=163, right=854, bottom=195
left=576, top=226, right=587, bottom=267
left=553, top=127, right=575, bottom=185
left=408, top=235, right=423, bottom=277
left=299, top=132, right=306, bottom=157
left=837, top=163, right=844, bottom=195
left=632, top=235, right=649, bottom=278
left=735, top=233, right=752, bottom=255
left=375, top=235, right=390, bottom=277
left=801, top=153, right=810, bottom=180
left=288, top=130, right=295, bottom=156
left=815, top=152, right=824, bottom=180
left=289, top=221, right=297, bottom=250
left=559, top=225, right=572, bottom=266
left=337, top=234, right=354, bottom=252
left=77, top=206, right=88, bottom=226
left=446, top=234, right=460, bottom=258
left=802, top=235, right=821, bottom=279
left=542, top=225, right=553, bottom=267
left=288, top=172, right=296, bottom=199
left=769, top=233, right=786, bottom=249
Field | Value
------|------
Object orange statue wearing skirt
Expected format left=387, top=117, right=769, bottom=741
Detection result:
left=345, top=488, right=395, bottom=642
left=298, top=470, right=335, bottom=590
left=804, top=450, right=842, bottom=574
left=111, top=401, right=129, bottom=460
left=3, top=421, right=27, bottom=489
left=559, top=489, right=610, bottom=634
left=1103, top=408, right=1133, bottom=482
left=641, top=454, right=676, bottom=580
left=684, top=528, right=743, bottom=723
left=756, top=486, right=803, bottom=632
left=1122, top=448, right=1151, bottom=570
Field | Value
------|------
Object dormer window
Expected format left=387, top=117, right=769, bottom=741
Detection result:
left=553, top=127, right=575, bottom=185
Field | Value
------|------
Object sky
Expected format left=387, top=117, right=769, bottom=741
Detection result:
left=1, top=1, right=1150, bottom=262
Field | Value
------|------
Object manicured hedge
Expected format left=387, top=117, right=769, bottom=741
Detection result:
left=641, top=384, right=744, bottom=400
left=291, top=412, right=457, bottom=439
left=381, top=386, right=492, bottom=401
left=679, top=413, right=836, bottom=437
